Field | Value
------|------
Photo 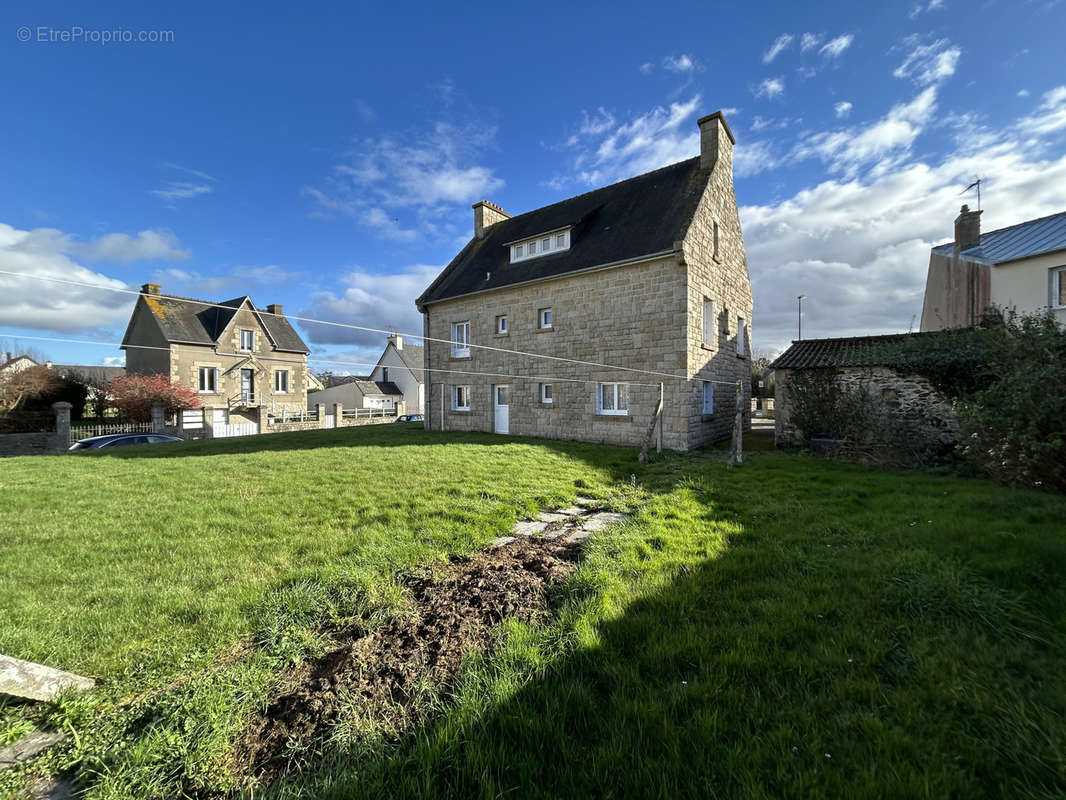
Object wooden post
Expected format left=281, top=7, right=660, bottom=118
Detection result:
left=440, top=383, right=446, bottom=431
left=638, top=383, right=665, bottom=464
left=727, top=380, right=743, bottom=468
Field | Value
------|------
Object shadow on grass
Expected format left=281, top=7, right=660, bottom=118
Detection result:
left=266, top=462, right=1064, bottom=800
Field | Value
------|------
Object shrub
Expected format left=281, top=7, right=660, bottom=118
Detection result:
left=106, top=374, right=201, bottom=422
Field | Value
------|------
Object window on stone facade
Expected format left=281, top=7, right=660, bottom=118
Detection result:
left=539, top=307, right=553, bottom=329
left=1053, top=267, right=1066, bottom=308
left=702, top=298, right=715, bottom=347
left=451, top=385, right=470, bottom=410
left=541, top=383, right=553, bottom=404
left=702, top=381, right=714, bottom=414
left=239, top=329, right=254, bottom=351
left=450, top=321, right=470, bottom=357
left=496, top=314, right=508, bottom=334
left=713, top=220, right=720, bottom=261
left=596, top=382, right=628, bottom=415
left=509, top=229, right=571, bottom=263
left=274, top=370, right=289, bottom=393
left=197, top=366, right=217, bottom=393
left=737, top=317, right=747, bottom=357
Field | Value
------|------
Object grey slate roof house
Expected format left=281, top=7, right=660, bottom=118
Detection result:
left=416, top=110, right=754, bottom=450
left=121, top=283, right=312, bottom=420
left=366, top=334, right=425, bottom=413
left=308, top=375, right=404, bottom=412
left=921, top=206, right=1066, bottom=330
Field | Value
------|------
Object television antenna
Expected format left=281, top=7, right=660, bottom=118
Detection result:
left=961, top=176, right=982, bottom=210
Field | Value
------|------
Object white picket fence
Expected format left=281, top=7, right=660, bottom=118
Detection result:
left=213, top=422, right=259, bottom=438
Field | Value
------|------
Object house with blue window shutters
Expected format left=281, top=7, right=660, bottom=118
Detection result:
left=416, top=111, right=753, bottom=450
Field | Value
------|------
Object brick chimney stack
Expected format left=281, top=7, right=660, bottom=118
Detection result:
left=954, top=205, right=982, bottom=252
left=141, top=283, right=161, bottom=295
left=266, top=303, right=283, bottom=315
left=697, top=111, right=736, bottom=173
left=472, top=200, right=510, bottom=239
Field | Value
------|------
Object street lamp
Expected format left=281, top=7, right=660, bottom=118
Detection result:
left=797, top=295, right=806, bottom=340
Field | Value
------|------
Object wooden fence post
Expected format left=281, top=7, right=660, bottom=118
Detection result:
left=638, top=382, right=665, bottom=464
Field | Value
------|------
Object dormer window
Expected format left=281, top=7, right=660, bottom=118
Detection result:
left=509, top=228, right=570, bottom=263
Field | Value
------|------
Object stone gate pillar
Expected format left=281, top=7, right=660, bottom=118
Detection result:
left=52, top=402, right=72, bottom=451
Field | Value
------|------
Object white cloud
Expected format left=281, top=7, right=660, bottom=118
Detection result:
left=102, top=355, right=125, bottom=367
left=300, top=264, right=441, bottom=350
left=152, top=163, right=216, bottom=205
left=800, top=33, right=822, bottom=52
left=819, top=34, right=854, bottom=59
left=663, top=54, right=697, bottom=72
left=834, top=101, right=853, bottom=118
left=893, top=36, right=961, bottom=86
left=150, top=264, right=300, bottom=298
left=306, top=120, right=504, bottom=241
left=755, top=77, right=785, bottom=100
left=744, top=97, right=1066, bottom=354
left=794, top=87, right=939, bottom=175
left=0, top=223, right=137, bottom=333
left=1018, top=89, right=1030, bottom=97
left=734, top=140, right=783, bottom=178
left=763, top=34, right=794, bottom=64
left=640, top=62, right=654, bottom=74
left=909, top=0, right=945, bottom=18
left=77, top=230, right=190, bottom=262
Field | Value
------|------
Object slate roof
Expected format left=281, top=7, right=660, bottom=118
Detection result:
left=354, top=380, right=402, bottom=396
left=771, top=331, right=946, bottom=370
left=931, top=209, right=1066, bottom=264
left=133, top=293, right=310, bottom=353
left=417, top=156, right=711, bottom=306
left=325, top=375, right=370, bottom=388
left=393, top=343, right=425, bottom=378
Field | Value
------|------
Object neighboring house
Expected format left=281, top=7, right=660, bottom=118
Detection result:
left=121, top=283, right=312, bottom=423
left=416, top=111, right=753, bottom=450
left=921, top=206, right=1066, bottom=331
left=306, top=371, right=325, bottom=392
left=367, top=334, right=424, bottom=413
left=771, top=332, right=956, bottom=448
left=0, top=354, right=40, bottom=377
left=307, top=375, right=404, bottom=411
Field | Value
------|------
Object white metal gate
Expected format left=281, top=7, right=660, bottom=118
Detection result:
left=324, top=413, right=336, bottom=429
left=213, top=422, right=259, bottom=438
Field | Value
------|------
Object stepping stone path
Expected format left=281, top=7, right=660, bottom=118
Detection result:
left=490, top=497, right=630, bottom=549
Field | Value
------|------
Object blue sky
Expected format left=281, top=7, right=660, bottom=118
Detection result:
left=1, top=0, right=1064, bottom=371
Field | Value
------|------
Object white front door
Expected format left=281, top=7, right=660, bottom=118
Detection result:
left=494, top=385, right=509, bottom=434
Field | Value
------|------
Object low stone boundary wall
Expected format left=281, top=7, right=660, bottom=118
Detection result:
left=0, top=402, right=72, bottom=458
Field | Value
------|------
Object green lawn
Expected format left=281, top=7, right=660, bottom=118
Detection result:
left=1, top=426, right=1064, bottom=799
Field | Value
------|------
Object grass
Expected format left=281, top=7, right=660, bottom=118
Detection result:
left=1, top=425, right=1064, bottom=798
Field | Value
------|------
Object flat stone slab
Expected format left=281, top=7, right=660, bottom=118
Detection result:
left=573, top=496, right=599, bottom=508
left=0, top=654, right=94, bottom=702
left=536, top=512, right=570, bottom=523
left=513, top=520, right=548, bottom=536
left=565, top=530, right=593, bottom=544
left=490, top=536, right=516, bottom=548
left=0, top=731, right=67, bottom=770
left=556, top=506, right=586, bottom=516
left=579, top=512, right=630, bottom=533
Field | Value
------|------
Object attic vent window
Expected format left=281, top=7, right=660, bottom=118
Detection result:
left=509, top=228, right=570, bottom=263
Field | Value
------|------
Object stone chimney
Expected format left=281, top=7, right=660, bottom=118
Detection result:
left=954, top=205, right=982, bottom=252
left=266, top=303, right=283, bottom=315
left=472, top=201, right=510, bottom=240
left=141, top=282, right=161, bottom=295
left=388, top=333, right=403, bottom=351
left=697, top=111, right=736, bottom=172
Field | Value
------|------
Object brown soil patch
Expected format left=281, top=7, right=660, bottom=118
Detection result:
left=236, top=535, right=580, bottom=781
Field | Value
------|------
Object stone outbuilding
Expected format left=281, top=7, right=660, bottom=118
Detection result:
left=771, top=332, right=957, bottom=449
left=416, top=110, right=753, bottom=450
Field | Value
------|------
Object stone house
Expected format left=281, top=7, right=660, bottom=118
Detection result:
left=771, top=332, right=957, bottom=448
left=366, top=334, right=424, bottom=413
left=121, top=283, right=312, bottom=423
left=308, top=375, right=404, bottom=412
left=921, top=206, right=1066, bottom=331
left=415, top=111, right=753, bottom=451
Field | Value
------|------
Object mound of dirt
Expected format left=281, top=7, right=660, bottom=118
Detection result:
left=237, top=536, right=580, bottom=781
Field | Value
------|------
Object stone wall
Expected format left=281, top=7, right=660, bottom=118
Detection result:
left=0, top=432, right=63, bottom=458
left=775, top=366, right=958, bottom=447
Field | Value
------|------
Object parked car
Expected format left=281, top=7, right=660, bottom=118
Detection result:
left=394, top=414, right=424, bottom=423
left=69, top=433, right=183, bottom=451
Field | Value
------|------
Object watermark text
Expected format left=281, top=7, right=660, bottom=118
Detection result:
left=17, top=26, right=175, bottom=44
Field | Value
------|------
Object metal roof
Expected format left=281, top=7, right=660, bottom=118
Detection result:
left=932, top=210, right=1066, bottom=264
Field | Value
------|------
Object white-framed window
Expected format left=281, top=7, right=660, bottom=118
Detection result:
left=737, top=317, right=747, bottom=357
left=1052, top=266, right=1066, bottom=308
left=239, top=329, right=254, bottom=351
left=450, top=321, right=471, bottom=357
left=539, top=307, right=553, bottom=329
left=509, top=229, right=571, bottom=263
left=702, top=298, right=715, bottom=347
left=596, top=382, right=628, bottom=416
left=451, top=385, right=470, bottom=410
left=496, top=314, right=508, bottom=334
left=274, top=370, right=290, bottom=393
left=540, top=383, right=553, bottom=404
left=702, top=381, right=714, bottom=414
left=197, top=366, right=217, bottom=393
